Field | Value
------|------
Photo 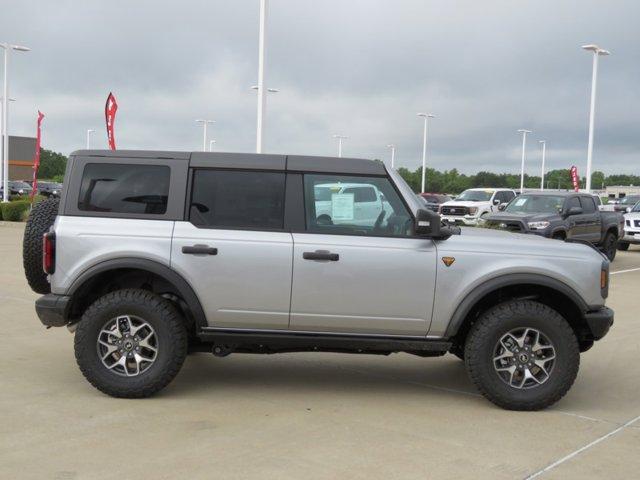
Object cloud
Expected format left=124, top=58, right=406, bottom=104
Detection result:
left=2, top=0, right=639, bottom=174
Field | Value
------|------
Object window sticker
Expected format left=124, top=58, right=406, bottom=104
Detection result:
left=331, top=193, right=355, bottom=221
left=513, top=197, right=527, bottom=206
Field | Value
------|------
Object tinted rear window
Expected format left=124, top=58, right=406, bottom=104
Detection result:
left=189, top=170, right=285, bottom=229
left=78, top=163, right=170, bottom=214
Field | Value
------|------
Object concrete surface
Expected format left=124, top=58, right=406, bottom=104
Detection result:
left=0, top=224, right=638, bottom=480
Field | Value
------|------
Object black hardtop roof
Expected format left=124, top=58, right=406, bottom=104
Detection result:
left=70, top=150, right=387, bottom=176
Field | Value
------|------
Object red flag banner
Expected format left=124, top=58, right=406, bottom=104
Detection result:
left=105, top=92, right=118, bottom=150
left=30, top=111, right=45, bottom=200
left=570, top=165, right=580, bottom=192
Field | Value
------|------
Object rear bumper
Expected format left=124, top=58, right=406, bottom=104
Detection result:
left=583, top=306, right=614, bottom=341
left=35, top=294, right=71, bottom=327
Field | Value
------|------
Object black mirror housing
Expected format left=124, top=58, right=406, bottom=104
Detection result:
left=415, top=209, right=457, bottom=239
left=498, top=203, right=506, bottom=211
left=493, top=198, right=500, bottom=206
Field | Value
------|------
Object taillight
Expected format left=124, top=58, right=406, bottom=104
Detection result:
left=43, top=232, right=55, bottom=274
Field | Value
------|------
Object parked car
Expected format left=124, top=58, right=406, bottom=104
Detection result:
left=1, top=180, right=34, bottom=197
left=613, top=195, right=640, bottom=213
left=483, top=192, right=624, bottom=260
left=439, top=188, right=516, bottom=225
left=35, top=181, right=63, bottom=198
left=25, top=150, right=613, bottom=410
left=418, top=193, right=452, bottom=212
left=618, top=201, right=640, bottom=251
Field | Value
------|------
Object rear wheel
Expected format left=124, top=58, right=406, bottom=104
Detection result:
left=617, top=242, right=630, bottom=251
left=74, top=289, right=188, bottom=398
left=464, top=300, right=579, bottom=410
left=601, top=232, right=617, bottom=261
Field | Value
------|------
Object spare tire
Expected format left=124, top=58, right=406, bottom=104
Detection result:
left=23, top=198, right=59, bottom=294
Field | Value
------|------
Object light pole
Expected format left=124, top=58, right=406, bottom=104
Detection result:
left=333, top=135, right=348, bottom=157
left=0, top=97, right=15, bottom=160
left=417, top=113, right=434, bottom=193
left=1, top=42, right=30, bottom=203
left=255, top=0, right=268, bottom=154
left=582, top=44, right=610, bottom=192
left=86, top=129, right=95, bottom=149
left=517, top=129, right=531, bottom=193
left=252, top=85, right=278, bottom=153
left=539, top=140, right=546, bottom=191
left=195, top=119, right=215, bottom=152
left=386, top=144, right=396, bottom=169
left=209, top=139, right=216, bottom=152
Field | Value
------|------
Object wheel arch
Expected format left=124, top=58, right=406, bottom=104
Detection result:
left=444, top=273, right=592, bottom=347
left=66, top=258, right=207, bottom=331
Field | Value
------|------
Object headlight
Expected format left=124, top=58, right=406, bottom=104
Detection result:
left=527, top=221, right=550, bottom=230
left=468, top=207, right=478, bottom=215
left=52, top=190, right=58, bottom=194
left=18, top=189, right=24, bottom=194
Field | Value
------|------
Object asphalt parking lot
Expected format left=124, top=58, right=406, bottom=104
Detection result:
left=1, top=223, right=639, bottom=480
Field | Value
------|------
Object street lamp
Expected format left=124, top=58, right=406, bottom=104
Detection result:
left=582, top=44, right=610, bottom=192
left=0, top=97, right=16, bottom=155
left=86, top=129, right=95, bottom=149
left=209, top=139, right=216, bottom=152
left=386, top=144, right=396, bottom=169
left=255, top=0, right=269, bottom=154
left=539, top=140, right=546, bottom=191
left=333, top=135, right=348, bottom=157
left=195, top=119, right=215, bottom=152
left=251, top=86, right=279, bottom=93
left=417, top=113, right=434, bottom=193
left=517, top=129, right=531, bottom=193
left=1, top=42, right=30, bottom=203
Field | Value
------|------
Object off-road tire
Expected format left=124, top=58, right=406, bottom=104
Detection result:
left=464, top=300, right=580, bottom=411
left=617, top=242, right=630, bottom=251
left=74, top=289, right=188, bottom=398
left=601, top=232, right=617, bottom=261
left=22, top=198, right=60, bottom=294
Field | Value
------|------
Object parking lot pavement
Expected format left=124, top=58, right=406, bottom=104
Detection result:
left=1, top=224, right=639, bottom=480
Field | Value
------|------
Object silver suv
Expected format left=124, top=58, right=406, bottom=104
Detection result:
left=27, top=150, right=614, bottom=410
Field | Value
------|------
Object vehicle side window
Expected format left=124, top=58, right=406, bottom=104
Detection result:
left=580, top=196, right=597, bottom=213
left=78, top=163, right=170, bottom=214
left=566, top=197, right=581, bottom=211
left=504, top=191, right=516, bottom=202
left=303, top=174, right=412, bottom=237
left=189, top=169, right=285, bottom=230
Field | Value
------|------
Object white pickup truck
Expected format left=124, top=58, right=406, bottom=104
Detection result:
left=440, top=188, right=517, bottom=226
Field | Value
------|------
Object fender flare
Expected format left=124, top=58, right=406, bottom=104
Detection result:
left=443, top=273, right=589, bottom=338
left=67, top=258, right=207, bottom=328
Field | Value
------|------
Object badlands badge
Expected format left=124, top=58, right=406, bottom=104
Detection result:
left=442, top=257, right=455, bottom=267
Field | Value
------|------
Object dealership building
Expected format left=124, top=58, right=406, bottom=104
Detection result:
left=0, top=135, right=37, bottom=180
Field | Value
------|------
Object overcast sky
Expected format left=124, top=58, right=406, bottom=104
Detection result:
left=1, top=0, right=638, bottom=174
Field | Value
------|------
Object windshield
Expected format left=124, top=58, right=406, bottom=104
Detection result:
left=455, top=190, right=493, bottom=202
left=632, top=202, right=640, bottom=213
left=505, top=195, right=564, bottom=214
left=620, top=196, right=640, bottom=205
left=10, top=181, right=31, bottom=188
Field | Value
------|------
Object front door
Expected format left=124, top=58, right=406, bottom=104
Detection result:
left=171, top=168, right=292, bottom=330
left=289, top=173, right=437, bottom=336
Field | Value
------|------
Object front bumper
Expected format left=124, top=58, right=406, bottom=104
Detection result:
left=442, top=215, right=479, bottom=226
left=583, top=306, right=614, bottom=340
left=622, top=231, right=640, bottom=244
left=35, top=294, right=71, bottom=327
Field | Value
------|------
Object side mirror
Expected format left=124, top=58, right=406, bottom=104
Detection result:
left=566, top=206, right=583, bottom=216
left=415, top=209, right=457, bottom=240
left=626, top=207, right=632, bottom=213
left=492, top=198, right=500, bottom=206
left=498, top=203, right=507, bottom=211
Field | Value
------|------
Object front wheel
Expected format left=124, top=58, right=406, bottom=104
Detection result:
left=464, top=300, right=579, bottom=410
left=74, top=289, right=188, bottom=398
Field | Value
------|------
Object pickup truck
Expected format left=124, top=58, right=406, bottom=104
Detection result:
left=439, top=188, right=517, bottom=226
left=618, top=201, right=640, bottom=251
left=483, top=191, right=624, bottom=260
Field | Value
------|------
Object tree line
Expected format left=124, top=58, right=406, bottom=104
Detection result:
left=396, top=166, right=640, bottom=194
left=35, top=148, right=640, bottom=193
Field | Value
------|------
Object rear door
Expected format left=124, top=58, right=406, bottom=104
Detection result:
left=171, top=167, right=293, bottom=330
left=289, top=173, right=437, bottom=336
left=579, top=196, right=601, bottom=242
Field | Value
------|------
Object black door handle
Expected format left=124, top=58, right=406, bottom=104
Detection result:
left=182, top=245, right=218, bottom=255
left=303, top=250, right=339, bottom=261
